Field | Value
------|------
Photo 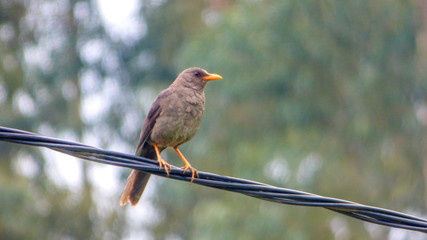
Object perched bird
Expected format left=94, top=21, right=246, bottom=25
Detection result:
left=120, top=67, right=222, bottom=206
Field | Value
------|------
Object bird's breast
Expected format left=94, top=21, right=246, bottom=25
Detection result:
left=150, top=91, right=205, bottom=148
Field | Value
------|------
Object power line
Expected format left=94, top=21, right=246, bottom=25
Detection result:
left=0, top=126, right=426, bottom=233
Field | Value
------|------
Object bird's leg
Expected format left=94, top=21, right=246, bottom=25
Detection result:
left=153, top=143, right=171, bottom=176
left=174, top=147, right=199, bottom=182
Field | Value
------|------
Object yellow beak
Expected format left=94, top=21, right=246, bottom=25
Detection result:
left=203, top=73, right=223, bottom=81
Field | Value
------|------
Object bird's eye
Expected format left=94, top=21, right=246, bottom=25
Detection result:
left=194, top=71, right=200, bottom=77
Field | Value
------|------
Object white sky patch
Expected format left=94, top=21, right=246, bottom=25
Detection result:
left=79, top=68, right=102, bottom=93
left=264, top=156, right=289, bottom=183
left=364, top=221, right=387, bottom=239
left=42, top=131, right=84, bottom=190
left=80, top=39, right=106, bottom=65
left=89, top=165, right=120, bottom=196
left=95, top=0, right=146, bottom=42
left=387, top=227, right=427, bottom=240
left=13, top=89, right=37, bottom=117
left=43, top=148, right=83, bottom=191
left=23, top=44, right=53, bottom=73
left=120, top=110, right=141, bottom=137
left=81, top=91, right=109, bottom=123
left=81, top=76, right=121, bottom=124
left=0, top=23, right=15, bottom=43
left=37, top=123, right=55, bottom=137
left=13, top=151, right=39, bottom=178
left=296, top=153, right=322, bottom=185
left=330, top=216, right=350, bottom=240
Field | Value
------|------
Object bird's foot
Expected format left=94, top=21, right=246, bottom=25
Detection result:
left=180, top=164, right=199, bottom=182
left=157, top=158, right=172, bottom=176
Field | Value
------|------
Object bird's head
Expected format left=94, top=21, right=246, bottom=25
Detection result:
left=172, top=67, right=222, bottom=91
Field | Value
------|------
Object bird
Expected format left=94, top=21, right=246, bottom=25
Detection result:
left=120, top=67, right=222, bottom=206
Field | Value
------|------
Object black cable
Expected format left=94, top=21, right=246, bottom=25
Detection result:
left=0, top=126, right=426, bottom=233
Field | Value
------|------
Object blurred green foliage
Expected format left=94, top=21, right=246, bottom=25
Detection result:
left=0, top=0, right=426, bottom=239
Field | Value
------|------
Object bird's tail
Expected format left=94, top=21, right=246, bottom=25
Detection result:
left=120, top=144, right=157, bottom=206
left=120, top=170, right=151, bottom=206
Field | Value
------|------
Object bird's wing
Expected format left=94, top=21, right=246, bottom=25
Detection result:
left=135, top=90, right=171, bottom=155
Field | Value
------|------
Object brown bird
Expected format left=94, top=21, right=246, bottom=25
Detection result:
left=120, top=67, right=222, bottom=206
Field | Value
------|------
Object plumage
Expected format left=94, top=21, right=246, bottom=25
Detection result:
left=120, top=67, right=222, bottom=206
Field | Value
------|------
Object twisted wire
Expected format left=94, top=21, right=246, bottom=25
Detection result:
left=0, top=126, right=426, bottom=233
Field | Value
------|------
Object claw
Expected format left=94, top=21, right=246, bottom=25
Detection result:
left=158, top=157, right=172, bottom=176
left=180, top=164, right=199, bottom=182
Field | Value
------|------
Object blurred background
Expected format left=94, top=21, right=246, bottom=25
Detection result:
left=1, top=0, right=427, bottom=239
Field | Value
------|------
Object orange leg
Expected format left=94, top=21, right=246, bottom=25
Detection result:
left=153, top=143, right=171, bottom=176
left=174, top=147, right=199, bottom=182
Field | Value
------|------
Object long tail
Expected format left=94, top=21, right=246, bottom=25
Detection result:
left=120, top=144, right=158, bottom=206
left=120, top=170, right=151, bottom=206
